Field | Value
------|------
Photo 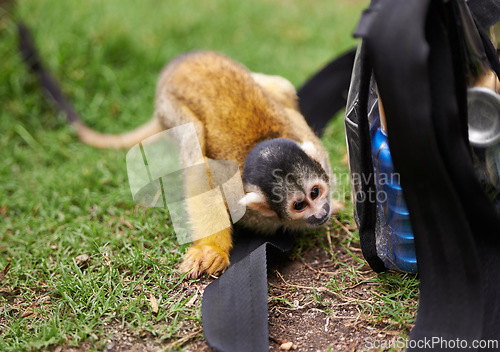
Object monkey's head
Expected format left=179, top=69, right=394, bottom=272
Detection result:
left=240, top=138, right=332, bottom=231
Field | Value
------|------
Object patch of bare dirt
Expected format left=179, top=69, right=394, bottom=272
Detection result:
left=54, top=325, right=162, bottom=352
left=266, top=246, right=403, bottom=352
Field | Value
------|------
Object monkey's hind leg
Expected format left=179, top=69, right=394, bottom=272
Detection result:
left=154, top=93, right=207, bottom=154
left=251, top=72, right=299, bottom=110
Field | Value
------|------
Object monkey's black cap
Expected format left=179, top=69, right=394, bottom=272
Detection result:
left=242, top=138, right=327, bottom=213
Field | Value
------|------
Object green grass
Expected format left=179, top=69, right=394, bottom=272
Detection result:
left=0, top=0, right=418, bottom=351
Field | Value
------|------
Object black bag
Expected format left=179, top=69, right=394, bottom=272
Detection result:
left=342, top=0, right=500, bottom=349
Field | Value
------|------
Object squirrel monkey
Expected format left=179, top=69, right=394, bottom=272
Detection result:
left=23, top=45, right=335, bottom=278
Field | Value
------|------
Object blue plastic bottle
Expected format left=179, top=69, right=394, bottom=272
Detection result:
left=370, top=118, right=418, bottom=273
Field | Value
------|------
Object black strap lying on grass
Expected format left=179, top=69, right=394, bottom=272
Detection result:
left=202, top=229, right=295, bottom=352
left=364, top=0, right=500, bottom=350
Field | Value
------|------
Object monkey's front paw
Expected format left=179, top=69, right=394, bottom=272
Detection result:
left=179, top=244, right=230, bottom=279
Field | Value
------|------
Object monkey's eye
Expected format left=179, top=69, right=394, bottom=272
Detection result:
left=293, top=201, right=307, bottom=211
left=310, top=187, right=321, bottom=200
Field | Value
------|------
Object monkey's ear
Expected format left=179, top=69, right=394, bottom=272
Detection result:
left=300, top=141, right=329, bottom=171
left=300, top=141, right=319, bottom=160
left=239, top=192, right=277, bottom=217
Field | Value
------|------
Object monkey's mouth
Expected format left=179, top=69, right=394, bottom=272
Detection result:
left=306, top=203, right=331, bottom=226
left=306, top=213, right=330, bottom=226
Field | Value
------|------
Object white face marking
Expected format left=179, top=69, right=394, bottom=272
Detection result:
left=239, top=191, right=264, bottom=206
left=300, top=141, right=331, bottom=178
left=300, top=141, right=317, bottom=156
left=286, top=177, right=331, bottom=221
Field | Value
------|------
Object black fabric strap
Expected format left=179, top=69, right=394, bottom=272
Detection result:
left=17, top=23, right=80, bottom=124
left=351, top=44, right=387, bottom=273
left=468, top=0, right=500, bottom=29
left=202, top=229, right=294, bottom=352
left=297, top=49, right=356, bottom=137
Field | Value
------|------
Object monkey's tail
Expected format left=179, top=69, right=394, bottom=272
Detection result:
left=74, top=118, right=163, bottom=149
left=17, top=22, right=163, bottom=149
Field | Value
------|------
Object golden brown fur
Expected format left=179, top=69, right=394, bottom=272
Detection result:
left=154, top=52, right=323, bottom=162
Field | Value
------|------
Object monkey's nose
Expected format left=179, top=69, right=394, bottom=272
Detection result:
left=306, top=203, right=331, bottom=226
left=315, top=203, right=330, bottom=218
left=322, top=203, right=330, bottom=216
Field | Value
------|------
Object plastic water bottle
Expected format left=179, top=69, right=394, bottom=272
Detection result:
left=370, top=115, right=418, bottom=273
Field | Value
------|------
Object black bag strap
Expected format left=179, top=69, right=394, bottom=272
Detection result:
left=17, top=23, right=80, bottom=125
left=202, top=229, right=294, bottom=352
left=364, top=0, right=500, bottom=350
left=468, top=0, right=500, bottom=30
left=297, top=48, right=356, bottom=136
left=347, top=43, right=388, bottom=273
